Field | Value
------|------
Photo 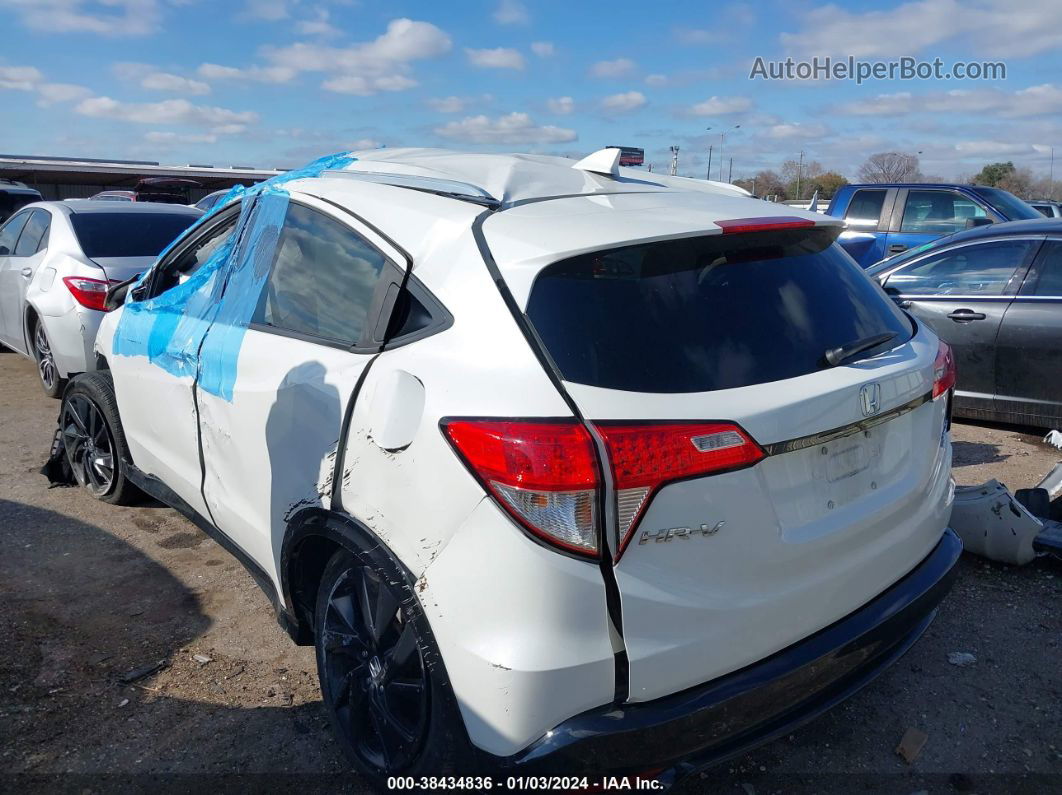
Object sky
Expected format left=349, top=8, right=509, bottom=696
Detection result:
left=1, top=0, right=1060, bottom=182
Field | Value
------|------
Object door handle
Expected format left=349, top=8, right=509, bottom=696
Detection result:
left=947, top=309, right=986, bottom=322
left=888, top=244, right=907, bottom=254
left=20, top=267, right=32, bottom=278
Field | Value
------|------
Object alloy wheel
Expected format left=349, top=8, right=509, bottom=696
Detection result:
left=34, top=323, right=57, bottom=391
left=320, top=564, right=429, bottom=773
left=61, top=394, right=115, bottom=497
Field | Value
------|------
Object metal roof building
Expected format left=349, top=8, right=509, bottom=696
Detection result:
left=0, top=154, right=285, bottom=202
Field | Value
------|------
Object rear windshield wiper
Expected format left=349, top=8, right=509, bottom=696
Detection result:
left=823, top=331, right=897, bottom=368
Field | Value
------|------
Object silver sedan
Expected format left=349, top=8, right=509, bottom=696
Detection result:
left=0, top=201, right=201, bottom=396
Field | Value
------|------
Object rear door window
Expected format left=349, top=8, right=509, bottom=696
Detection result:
left=1024, top=241, right=1062, bottom=297
left=0, top=211, right=30, bottom=256
left=900, top=190, right=987, bottom=234
left=884, top=239, right=1037, bottom=296
left=525, top=228, right=912, bottom=393
left=844, top=189, right=887, bottom=229
left=252, top=202, right=388, bottom=346
left=13, top=210, right=50, bottom=256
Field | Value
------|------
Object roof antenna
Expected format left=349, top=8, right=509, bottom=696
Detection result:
left=573, top=147, right=622, bottom=177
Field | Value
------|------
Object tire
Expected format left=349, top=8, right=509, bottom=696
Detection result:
left=314, top=547, right=462, bottom=786
left=31, top=316, right=66, bottom=399
left=59, top=371, right=140, bottom=505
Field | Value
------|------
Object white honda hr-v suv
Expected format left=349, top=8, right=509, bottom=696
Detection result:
left=53, top=148, right=960, bottom=787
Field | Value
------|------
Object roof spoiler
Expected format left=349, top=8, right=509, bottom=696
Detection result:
left=572, top=147, right=622, bottom=177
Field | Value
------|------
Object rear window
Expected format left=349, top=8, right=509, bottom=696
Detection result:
left=71, top=212, right=198, bottom=258
left=525, top=228, right=913, bottom=393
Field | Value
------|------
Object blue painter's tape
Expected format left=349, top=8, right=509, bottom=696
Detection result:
left=112, top=151, right=356, bottom=398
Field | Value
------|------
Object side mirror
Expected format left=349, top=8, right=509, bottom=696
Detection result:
left=965, top=217, right=993, bottom=229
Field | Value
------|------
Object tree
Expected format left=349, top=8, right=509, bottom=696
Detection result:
left=780, top=158, right=824, bottom=198
left=736, top=169, right=787, bottom=199
left=857, top=152, right=922, bottom=183
left=805, top=171, right=848, bottom=199
left=972, top=161, right=1016, bottom=187
left=996, top=167, right=1035, bottom=199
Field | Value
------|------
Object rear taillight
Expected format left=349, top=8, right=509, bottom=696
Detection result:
left=595, top=422, right=765, bottom=554
left=443, top=418, right=765, bottom=560
left=932, top=339, right=956, bottom=399
left=442, top=420, right=600, bottom=557
left=62, top=276, right=110, bottom=311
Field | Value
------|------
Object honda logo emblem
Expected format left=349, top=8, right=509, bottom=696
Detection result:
left=859, top=383, right=882, bottom=417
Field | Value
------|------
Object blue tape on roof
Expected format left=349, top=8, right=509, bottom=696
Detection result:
left=112, top=152, right=356, bottom=399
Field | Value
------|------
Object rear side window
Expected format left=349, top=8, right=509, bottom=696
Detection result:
left=525, top=228, right=912, bottom=393
left=884, top=239, right=1037, bottom=296
left=71, top=212, right=198, bottom=258
left=844, top=189, right=886, bottom=230
left=1026, top=241, right=1062, bottom=297
left=900, top=190, right=986, bottom=234
left=252, top=203, right=387, bottom=345
left=0, top=211, right=30, bottom=255
left=13, top=210, right=50, bottom=256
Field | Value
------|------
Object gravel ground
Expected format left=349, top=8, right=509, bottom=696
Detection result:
left=0, top=351, right=1059, bottom=793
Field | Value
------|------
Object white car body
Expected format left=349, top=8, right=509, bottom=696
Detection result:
left=88, top=148, right=960, bottom=780
left=0, top=201, right=200, bottom=393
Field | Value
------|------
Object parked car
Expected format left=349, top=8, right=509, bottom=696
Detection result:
left=827, top=183, right=1043, bottom=267
left=0, top=179, right=43, bottom=223
left=56, top=149, right=959, bottom=787
left=192, top=188, right=233, bottom=212
left=868, top=218, right=1062, bottom=428
left=0, top=201, right=200, bottom=396
left=1029, top=199, right=1062, bottom=218
left=90, top=177, right=203, bottom=205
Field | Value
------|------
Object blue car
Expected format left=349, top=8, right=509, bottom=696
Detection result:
left=826, top=183, right=1042, bottom=267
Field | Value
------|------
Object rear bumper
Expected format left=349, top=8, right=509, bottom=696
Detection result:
left=501, top=528, right=962, bottom=778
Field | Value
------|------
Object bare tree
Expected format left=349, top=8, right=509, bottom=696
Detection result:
left=997, top=168, right=1036, bottom=199
left=857, top=152, right=922, bottom=183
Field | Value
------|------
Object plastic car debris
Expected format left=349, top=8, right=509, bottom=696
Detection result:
left=952, top=479, right=1062, bottom=563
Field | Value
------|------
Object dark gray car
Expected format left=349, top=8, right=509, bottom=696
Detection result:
left=868, top=218, right=1062, bottom=428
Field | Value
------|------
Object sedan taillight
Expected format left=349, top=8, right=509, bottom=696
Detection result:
left=62, top=276, right=110, bottom=311
left=932, top=339, right=956, bottom=399
left=442, top=418, right=765, bottom=560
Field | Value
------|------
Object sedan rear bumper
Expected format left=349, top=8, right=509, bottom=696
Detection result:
left=501, top=528, right=962, bottom=779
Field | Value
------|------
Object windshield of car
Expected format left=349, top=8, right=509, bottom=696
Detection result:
left=970, top=187, right=1042, bottom=221
left=70, top=212, right=199, bottom=258
left=526, top=227, right=913, bottom=393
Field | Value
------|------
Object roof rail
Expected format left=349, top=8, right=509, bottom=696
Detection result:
left=321, top=169, right=500, bottom=207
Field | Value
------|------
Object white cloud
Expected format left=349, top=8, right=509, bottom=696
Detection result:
left=493, top=0, right=529, bottom=25
left=0, top=0, right=163, bottom=36
left=196, top=63, right=296, bottom=83
left=36, top=82, right=92, bottom=105
left=547, top=96, right=575, bottom=115
left=259, top=18, right=452, bottom=94
left=953, top=140, right=1048, bottom=158
left=689, top=95, right=752, bottom=115
left=465, top=47, right=525, bottom=70
left=601, top=91, right=647, bottom=113
left=146, top=130, right=219, bottom=145
left=241, top=0, right=291, bottom=21
left=766, top=122, right=828, bottom=139
left=350, top=138, right=382, bottom=150
left=530, top=41, right=555, bottom=57
left=0, top=65, right=44, bottom=91
left=115, top=63, right=210, bottom=95
left=590, top=57, right=636, bottom=78
left=674, top=28, right=723, bottom=45
left=434, top=112, right=576, bottom=145
left=296, top=7, right=339, bottom=37
left=836, top=84, right=1062, bottom=119
left=645, top=74, right=668, bottom=87
left=75, top=96, right=258, bottom=130
left=428, top=95, right=467, bottom=113
left=782, top=0, right=1062, bottom=58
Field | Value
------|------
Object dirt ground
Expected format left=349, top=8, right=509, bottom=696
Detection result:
left=1, top=351, right=1059, bottom=793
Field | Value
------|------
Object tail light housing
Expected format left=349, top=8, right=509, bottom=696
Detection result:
left=443, top=418, right=765, bottom=560
left=932, top=339, right=956, bottom=399
left=62, top=276, right=110, bottom=311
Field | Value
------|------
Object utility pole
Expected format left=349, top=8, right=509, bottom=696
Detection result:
left=669, top=146, right=679, bottom=177
left=706, top=145, right=713, bottom=181
left=796, top=150, right=805, bottom=200
left=728, top=157, right=733, bottom=183
left=1051, top=146, right=1055, bottom=197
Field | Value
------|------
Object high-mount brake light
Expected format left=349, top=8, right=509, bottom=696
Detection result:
left=594, top=422, right=765, bottom=555
left=441, top=420, right=600, bottom=557
left=62, top=276, right=110, bottom=311
left=715, top=216, right=817, bottom=235
left=932, top=339, right=957, bottom=399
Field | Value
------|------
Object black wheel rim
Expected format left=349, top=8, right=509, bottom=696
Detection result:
left=34, top=323, right=57, bottom=391
left=321, top=565, right=429, bottom=773
left=61, top=394, right=115, bottom=497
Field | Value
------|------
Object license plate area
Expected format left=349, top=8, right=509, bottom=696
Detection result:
left=811, top=429, right=885, bottom=508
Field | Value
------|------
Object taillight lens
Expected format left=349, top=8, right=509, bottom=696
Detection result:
left=932, top=339, right=956, bottom=399
left=442, top=420, right=600, bottom=557
left=594, top=422, right=765, bottom=554
left=62, top=276, right=110, bottom=311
